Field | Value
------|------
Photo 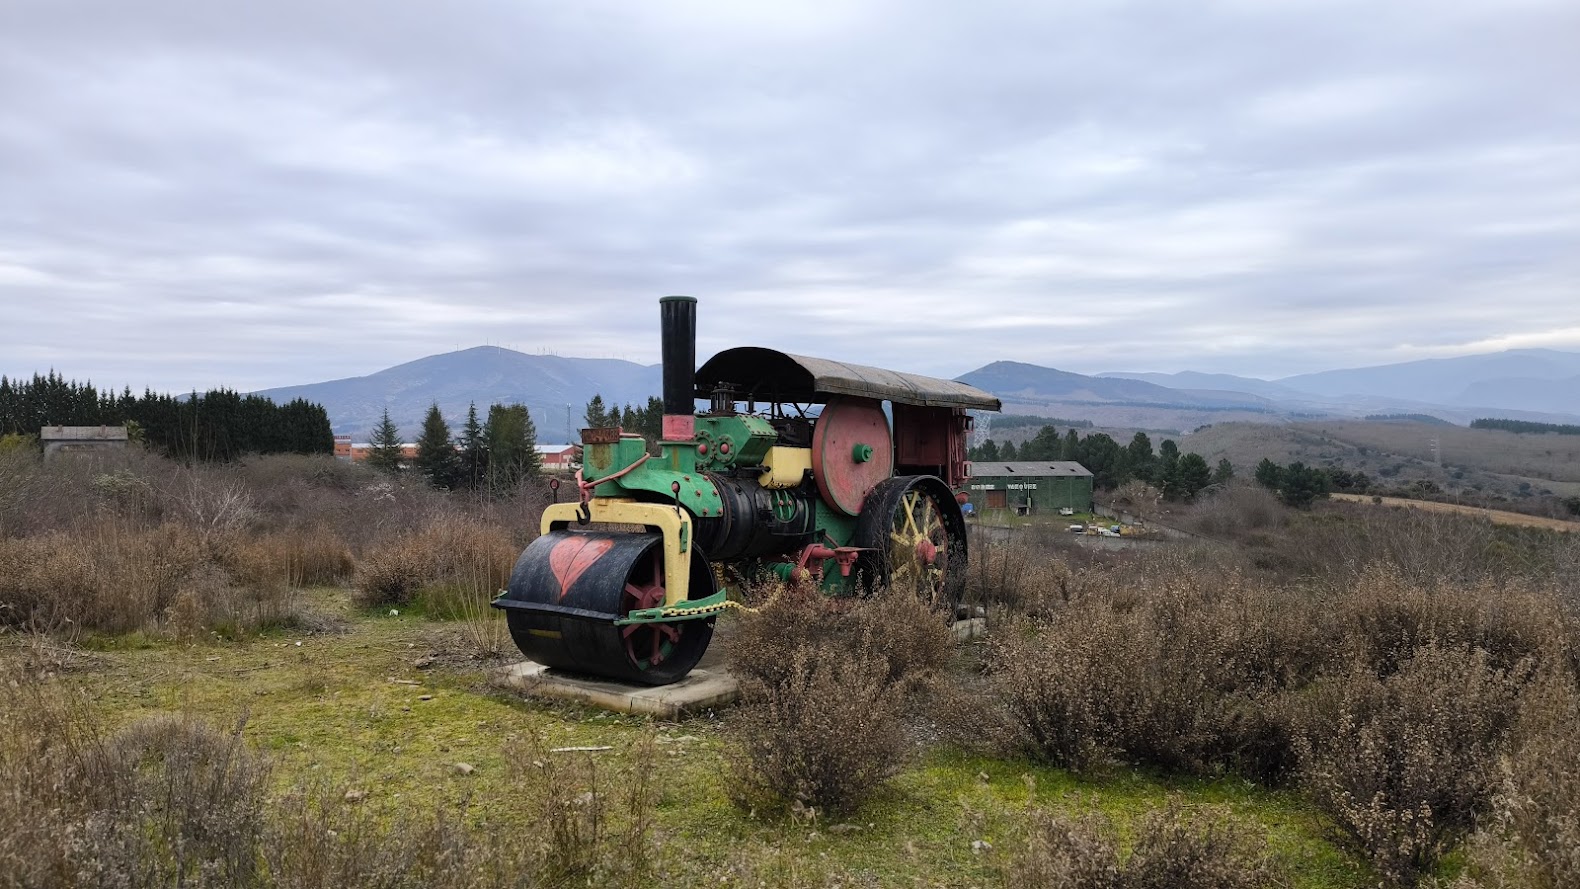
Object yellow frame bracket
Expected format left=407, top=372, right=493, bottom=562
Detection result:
left=540, top=498, right=693, bottom=607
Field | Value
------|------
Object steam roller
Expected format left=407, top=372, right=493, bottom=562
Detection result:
left=492, top=296, right=1001, bottom=685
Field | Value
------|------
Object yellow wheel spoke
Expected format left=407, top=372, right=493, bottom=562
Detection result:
left=898, top=492, right=922, bottom=538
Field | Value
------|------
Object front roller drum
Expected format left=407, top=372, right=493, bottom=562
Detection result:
left=493, top=530, right=715, bottom=685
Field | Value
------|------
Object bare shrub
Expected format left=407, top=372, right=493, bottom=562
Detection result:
left=725, top=581, right=946, bottom=817
left=965, top=533, right=1075, bottom=615
left=1004, top=802, right=1275, bottom=889
left=0, top=689, right=271, bottom=889
left=1177, top=483, right=1287, bottom=542
left=1293, top=646, right=1530, bottom=888
left=0, top=447, right=174, bottom=537
left=502, top=732, right=658, bottom=887
left=159, top=466, right=262, bottom=548
left=354, top=516, right=517, bottom=610
left=991, top=612, right=1127, bottom=771
left=1333, top=566, right=1570, bottom=679
left=728, top=581, right=952, bottom=692
left=0, top=522, right=206, bottom=633
left=991, top=558, right=1325, bottom=779
left=727, top=644, right=907, bottom=817
left=1454, top=670, right=1580, bottom=889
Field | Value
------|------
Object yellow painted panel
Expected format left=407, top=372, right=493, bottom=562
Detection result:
left=759, top=446, right=813, bottom=489
left=541, top=499, right=693, bottom=606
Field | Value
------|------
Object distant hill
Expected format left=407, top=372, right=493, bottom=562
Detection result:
left=1453, top=372, right=1580, bottom=415
left=956, top=361, right=1279, bottom=410
left=1098, top=370, right=1311, bottom=401
left=253, top=347, right=661, bottom=440
left=1275, top=349, right=1580, bottom=407
left=257, top=344, right=1580, bottom=442
left=1092, top=349, right=1580, bottom=425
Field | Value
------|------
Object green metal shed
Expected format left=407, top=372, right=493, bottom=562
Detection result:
left=964, top=461, right=1093, bottom=515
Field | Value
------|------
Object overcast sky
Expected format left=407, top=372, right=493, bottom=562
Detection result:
left=2, top=0, right=1577, bottom=394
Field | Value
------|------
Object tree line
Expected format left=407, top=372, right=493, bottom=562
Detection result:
left=0, top=372, right=331, bottom=461
left=387, top=393, right=667, bottom=492
left=970, top=427, right=1231, bottom=501
left=370, top=402, right=543, bottom=495
left=582, top=394, right=664, bottom=442
left=1471, top=418, right=1580, bottom=436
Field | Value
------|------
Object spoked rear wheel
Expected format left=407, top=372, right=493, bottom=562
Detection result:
left=854, top=476, right=968, bottom=610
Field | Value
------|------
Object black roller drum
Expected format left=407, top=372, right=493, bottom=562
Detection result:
left=493, top=530, right=715, bottom=685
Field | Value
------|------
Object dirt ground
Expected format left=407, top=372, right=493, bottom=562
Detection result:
left=1330, top=492, right=1579, bottom=532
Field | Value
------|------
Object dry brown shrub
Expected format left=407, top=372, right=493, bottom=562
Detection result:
left=228, top=528, right=355, bottom=589
left=1453, top=670, right=1580, bottom=889
left=1004, top=802, right=1275, bottom=889
left=1333, top=566, right=1571, bottom=679
left=991, top=558, right=1324, bottom=778
left=0, top=522, right=206, bottom=633
left=724, top=583, right=945, bottom=817
left=0, top=689, right=271, bottom=889
left=728, top=581, right=952, bottom=692
left=727, top=644, right=907, bottom=818
left=1293, top=645, right=1531, bottom=888
left=1177, top=483, right=1287, bottom=541
left=354, top=516, right=517, bottom=609
left=966, top=533, right=1074, bottom=614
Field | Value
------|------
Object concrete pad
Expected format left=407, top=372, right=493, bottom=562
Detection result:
left=950, top=617, right=988, bottom=642
left=496, top=662, right=739, bottom=718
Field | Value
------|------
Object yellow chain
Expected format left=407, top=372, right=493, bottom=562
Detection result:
left=651, top=578, right=786, bottom=619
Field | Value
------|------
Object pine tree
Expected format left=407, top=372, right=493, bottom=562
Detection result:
left=1213, top=458, right=1234, bottom=486
left=485, top=403, right=541, bottom=495
left=1060, top=428, right=1080, bottom=461
left=1278, top=462, right=1330, bottom=507
left=1125, top=432, right=1157, bottom=484
left=583, top=395, right=612, bottom=429
left=1168, top=453, right=1213, bottom=501
left=1254, top=457, right=1283, bottom=490
left=458, top=402, right=486, bottom=491
left=414, top=403, right=461, bottom=489
left=977, top=439, right=1000, bottom=461
left=1000, top=440, right=1018, bottom=460
left=367, top=409, right=405, bottom=474
left=637, top=396, right=664, bottom=443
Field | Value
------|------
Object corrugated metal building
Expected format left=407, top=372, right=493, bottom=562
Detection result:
left=965, top=461, right=1093, bottom=515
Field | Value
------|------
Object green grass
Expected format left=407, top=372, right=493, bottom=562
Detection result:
left=17, top=587, right=1370, bottom=887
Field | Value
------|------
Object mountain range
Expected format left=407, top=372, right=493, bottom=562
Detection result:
left=256, top=346, right=1580, bottom=439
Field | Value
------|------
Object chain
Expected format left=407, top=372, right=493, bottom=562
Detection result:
left=648, top=579, right=786, bottom=619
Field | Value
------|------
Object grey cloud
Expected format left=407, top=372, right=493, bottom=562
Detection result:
left=1, top=0, right=1577, bottom=394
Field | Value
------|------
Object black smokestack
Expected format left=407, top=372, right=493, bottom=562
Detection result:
left=658, top=295, right=696, bottom=440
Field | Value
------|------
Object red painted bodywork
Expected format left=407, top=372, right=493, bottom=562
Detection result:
left=893, top=404, right=974, bottom=487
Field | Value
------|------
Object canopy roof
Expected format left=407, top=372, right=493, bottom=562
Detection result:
left=694, top=346, right=1001, bottom=410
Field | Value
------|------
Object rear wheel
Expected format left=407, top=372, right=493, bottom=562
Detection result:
left=854, top=476, right=967, bottom=610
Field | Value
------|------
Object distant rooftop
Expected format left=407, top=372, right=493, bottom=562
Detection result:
left=40, top=425, right=129, bottom=442
left=969, top=461, right=1092, bottom=477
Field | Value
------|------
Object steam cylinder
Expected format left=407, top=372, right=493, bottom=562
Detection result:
left=693, top=472, right=818, bottom=561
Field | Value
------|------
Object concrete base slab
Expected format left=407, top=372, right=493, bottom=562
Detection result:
left=950, top=617, right=988, bottom=642
left=496, top=662, right=739, bottom=718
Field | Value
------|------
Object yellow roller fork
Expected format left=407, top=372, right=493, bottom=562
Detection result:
left=540, top=498, right=693, bottom=608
